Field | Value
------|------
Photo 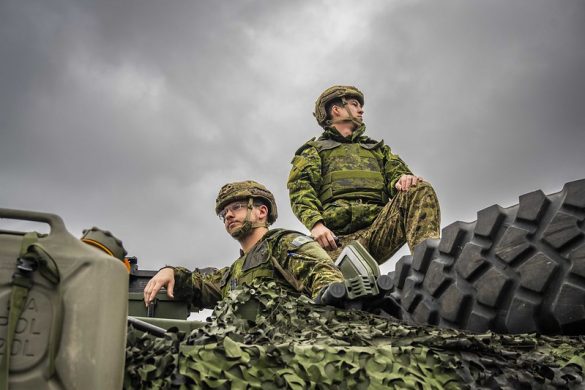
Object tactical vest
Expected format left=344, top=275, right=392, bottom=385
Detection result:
left=219, top=229, right=309, bottom=296
left=312, top=139, right=387, bottom=205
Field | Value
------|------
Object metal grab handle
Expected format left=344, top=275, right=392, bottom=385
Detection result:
left=128, top=316, right=167, bottom=337
left=0, top=208, right=67, bottom=235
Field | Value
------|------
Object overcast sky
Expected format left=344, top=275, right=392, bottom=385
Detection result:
left=1, top=0, right=584, bottom=276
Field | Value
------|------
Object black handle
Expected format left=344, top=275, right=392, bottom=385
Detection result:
left=376, top=274, right=394, bottom=292
left=147, top=299, right=157, bottom=317
left=316, top=282, right=347, bottom=305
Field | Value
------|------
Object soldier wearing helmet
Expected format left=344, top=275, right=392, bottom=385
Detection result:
left=287, top=85, right=441, bottom=264
left=144, top=180, right=344, bottom=308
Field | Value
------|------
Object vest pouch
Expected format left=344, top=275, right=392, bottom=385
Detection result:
left=0, top=208, right=128, bottom=389
left=238, top=241, right=275, bottom=286
left=221, top=232, right=291, bottom=297
left=318, top=142, right=386, bottom=204
left=323, top=170, right=385, bottom=202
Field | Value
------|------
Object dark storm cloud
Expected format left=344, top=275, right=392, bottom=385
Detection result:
left=1, top=0, right=584, bottom=277
left=351, top=0, right=585, bottom=224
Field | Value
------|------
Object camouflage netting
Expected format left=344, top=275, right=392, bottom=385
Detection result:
left=125, top=282, right=585, bottom=389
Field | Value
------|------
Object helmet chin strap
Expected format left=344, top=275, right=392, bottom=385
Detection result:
left=230, top=198, right=269, bottom=239
left=327, top=97, right=363, bottom=129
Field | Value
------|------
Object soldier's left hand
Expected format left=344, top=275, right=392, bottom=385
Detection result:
left=395, top=174, right=423, bottom=192
left=144, top=267, right=175, bottom=306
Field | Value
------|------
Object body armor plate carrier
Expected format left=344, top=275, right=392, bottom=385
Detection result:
left=312, top=139, right=387, bottom=205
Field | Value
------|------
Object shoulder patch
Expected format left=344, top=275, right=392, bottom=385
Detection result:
left=291, top=235, right=314, bottom=248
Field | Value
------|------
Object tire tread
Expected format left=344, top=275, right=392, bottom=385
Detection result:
left=391, top=178, right=585, bottom=334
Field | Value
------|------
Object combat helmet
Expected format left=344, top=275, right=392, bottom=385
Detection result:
left=81, top=226, right=127, bottom=261
left=314, top=85, right=364, bottom=128
left=215, top=181, right=278, bottom=238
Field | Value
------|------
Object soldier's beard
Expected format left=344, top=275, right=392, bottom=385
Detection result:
left=227, top=202, right=269, bottom=240
left=229, top=219, right=253, bottom=239
left=229, top=218, right=268, bottom=240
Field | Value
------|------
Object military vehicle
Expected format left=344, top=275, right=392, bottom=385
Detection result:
left=1, top=179, right=584, bottom=389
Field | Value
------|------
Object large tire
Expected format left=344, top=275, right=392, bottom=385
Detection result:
left=391, top=178, right=585, bottom=334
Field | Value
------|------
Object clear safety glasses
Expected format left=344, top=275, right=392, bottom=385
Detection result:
left=218, top=202, right=248, bottom=222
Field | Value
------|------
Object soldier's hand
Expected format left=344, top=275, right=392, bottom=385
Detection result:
left=144, top=267, right=175, bottom=306
left=311, top=222, right=338, bottom=251
left=395, top=174, right=424, bottom=192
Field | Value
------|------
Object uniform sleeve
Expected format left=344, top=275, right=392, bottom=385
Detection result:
left=287, top=146, right=325, bottom=231
left=173, top=266, right=227, bottom=309
left=382, top=145, right=412, bottom=198
left=279, top=236, right=344, bottom=299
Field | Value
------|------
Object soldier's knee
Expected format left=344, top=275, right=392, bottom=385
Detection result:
left=405, top=181, right=440, bottom=211
left=407, top=181, right=436, bottom=196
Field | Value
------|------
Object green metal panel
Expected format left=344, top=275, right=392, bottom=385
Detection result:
left=128, top=292, right=191, bottom=320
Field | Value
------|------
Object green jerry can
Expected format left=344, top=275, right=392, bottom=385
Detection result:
left=0, top=208, right=129, bottom=389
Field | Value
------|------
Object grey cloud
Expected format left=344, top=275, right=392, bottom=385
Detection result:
left=1, top=0, right=584, bottom=274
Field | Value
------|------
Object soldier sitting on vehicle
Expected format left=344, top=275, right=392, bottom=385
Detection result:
left=143, top=180, right=345, bottom=309
left=287, top=85, right=441, bottom=264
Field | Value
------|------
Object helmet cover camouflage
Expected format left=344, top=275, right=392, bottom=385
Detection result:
left=314, top=85, right=364, bottom=128
left=81, top=226, right=127, bottom=260
left=215, top=180, right=278, bottom=224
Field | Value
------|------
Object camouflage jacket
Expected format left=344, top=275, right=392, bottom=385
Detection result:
left=287, top=125, right=411, bottom=235
left=172, top=229, right=344, bottom=308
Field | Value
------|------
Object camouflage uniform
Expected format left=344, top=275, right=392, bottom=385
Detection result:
left=288, top=86, right=440, bottom=264
left=171, top=229, right=344, bottom=308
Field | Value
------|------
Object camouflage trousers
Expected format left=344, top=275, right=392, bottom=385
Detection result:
left=327, top=181, right=441, bottom=264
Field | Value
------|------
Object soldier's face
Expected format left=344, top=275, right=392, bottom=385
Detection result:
left=222, top=201, right=265, bottom=235
left=344, top=99, right=364, bottom=121
left=222, top=201, right=248, bottom=232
